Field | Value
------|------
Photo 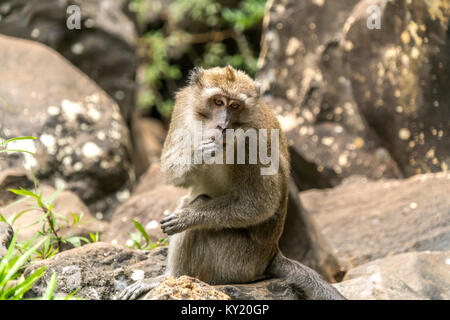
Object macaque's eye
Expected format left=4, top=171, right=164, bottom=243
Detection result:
left=214, top=98, right=224, bottom=106
left=229, top=102, right=241, bottom=110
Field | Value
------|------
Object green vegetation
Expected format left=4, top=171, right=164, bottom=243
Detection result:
left=131, top=0, right=267, bottom=119
left=0, top=136, right=84, bottom=299
left=127, top=219, right=168, bottom=250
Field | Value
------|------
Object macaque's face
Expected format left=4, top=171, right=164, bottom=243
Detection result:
left=190, top=66, right=260, bottom=142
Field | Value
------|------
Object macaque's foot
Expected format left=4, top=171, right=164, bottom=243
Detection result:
left=117, top=278, right=162, bottom=300
left=160, top=210, right=189, bottom=235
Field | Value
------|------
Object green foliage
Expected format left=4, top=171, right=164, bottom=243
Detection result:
left=0, top=235, right=46, bottom=300
left=6, top=182, right=91, bottom=254
left=131, top=0, right=267, bottom=119
left=127, top=220, right=168, bottom=250
left=0, top=135, right=86, bottom=299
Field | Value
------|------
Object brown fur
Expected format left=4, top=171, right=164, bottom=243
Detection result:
left=118, top=66, right=345, bottom=300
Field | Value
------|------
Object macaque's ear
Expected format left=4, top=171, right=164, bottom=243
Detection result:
left=225, top=65, right=237, bottom=82
left=188, top=67, right=204, bottom=86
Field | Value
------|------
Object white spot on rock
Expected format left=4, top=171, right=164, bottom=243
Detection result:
left=131, top=270, right=145, bottom=281
left=82, top=142, right=103, bottom=159
left=399, top=128, right=411, bottom=140
left=40, top=134, right=57, bottom=154
left=48, top=106, right=60, bottom=116
left=116, top=189, right=130, bottom=203
left=145, top=220, right=159, bottom=230
left=55, top=178, right=67, bottom=190
left=61, top=100, right=82, bottom=122
left=88, top=108, right=101, bottom=121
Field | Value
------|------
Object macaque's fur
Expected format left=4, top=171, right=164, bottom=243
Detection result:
left=119, top=66, right=345, bottom=300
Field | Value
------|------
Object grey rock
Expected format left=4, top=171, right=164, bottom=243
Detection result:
left=0, top=35, right=133, bottom=207
left=258, top=0, right=402, bottom=189
left=0, top=0, right=138, bottom=123
left=300, top=171, right=450, bottom=267
left=24, top=242, right=301, bottom=300
left=0, top=222, right=14, bottom=258
left=24, top=242, right=167, bottom=300
left=334, top=251, right=450, bottom=300
left=342, top=0, right=450, bottom=177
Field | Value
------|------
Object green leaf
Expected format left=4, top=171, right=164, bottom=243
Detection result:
left=8, top=188, right=38, bottom=199
left=3, top=237, right=46, bottom=284
left=9, top=266, right=46, bottom=299
left=0, top=149, right=35, bottom=155
left=63, top=288, right=79, bottom=300
left=42, top=272, right=57, bottom=300
left=0, top=136, right=36, bottom=146
left=133, top=220, right=150, bottom=245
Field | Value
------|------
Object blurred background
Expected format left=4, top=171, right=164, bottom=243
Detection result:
left=0, top=0, right=449, bottom=300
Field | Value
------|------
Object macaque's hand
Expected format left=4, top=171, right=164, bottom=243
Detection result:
left=160, top=208, right=191, bottom=235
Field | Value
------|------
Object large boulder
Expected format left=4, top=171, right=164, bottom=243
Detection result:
left=257, top=0, right=449, bottom=189
left=24, top=243, right=167, bottom=299
left=24, top=243, right=299, bottom=300
left=0, top=35, right=133, bottom=208
left=300, top=171, right=450, bottom=267
left=0, top=0, right=138, bottom=123
left=342, top=0, right=450, bottom=176
left=258, top=0, right=402, bottom=190
left=334, top=251, right=450, bottom=300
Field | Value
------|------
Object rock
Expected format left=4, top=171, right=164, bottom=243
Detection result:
left=280, top=180, right=345, bottom=281
left=0, top=35, right=133, bottom=206
left=258, top=0, right=450, bottom=189
left=133, top=163, right=167, bottom=195
left=333, top=251, right=450, bottom=300
left=144, top=276, right=231, bottom=300
left=0, top=169, right=34, bottom=206
left=25, top=242, right=299, bottom=300
left=215, top=279, right=298, bottom=300
left=24, top=242, right=168, bottom=300
left=0, top=222, right=14, bottom=258
left=0, top=0, right=138, bottom=123
left=300, top=171, right=450, bottom=267
left=102, top=184, right=187, bottom=246
left=258, top=0, right=402, bottom=189
left=342, top=0, right=450, bottom=177
left=130, top=116, right=167, bottom=177
left=144, top=275, right=299, bottom=300
left=0, top=183, right=105, bottom=244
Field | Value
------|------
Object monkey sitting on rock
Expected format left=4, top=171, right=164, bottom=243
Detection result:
left=119, top=66, right=345, bottom=300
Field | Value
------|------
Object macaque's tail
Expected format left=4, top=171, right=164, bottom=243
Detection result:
left=266, top=251, right=346, bottom=300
